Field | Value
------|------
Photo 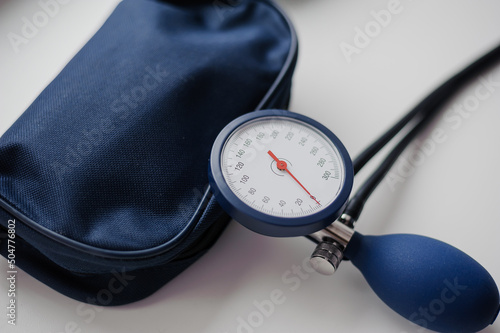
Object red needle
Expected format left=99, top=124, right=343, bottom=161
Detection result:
left=268, top=150, right=321, bottom=205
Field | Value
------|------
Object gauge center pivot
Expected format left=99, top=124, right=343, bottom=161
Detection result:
left=276, top=160, right=287, bottom=171
left=270, top=157, right=291, bottom=176
left=267, top=150, right=288, bottom=172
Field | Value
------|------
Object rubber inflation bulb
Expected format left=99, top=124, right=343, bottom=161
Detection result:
left=344, top=232, right=500, bottom=333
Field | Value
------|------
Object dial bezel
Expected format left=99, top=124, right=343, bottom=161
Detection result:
left=208, top=109, right=353, bottom=237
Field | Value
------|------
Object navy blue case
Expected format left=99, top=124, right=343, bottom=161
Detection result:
left=0, top=0, right=297, bottom=305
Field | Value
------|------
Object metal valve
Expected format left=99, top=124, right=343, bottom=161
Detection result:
left=310, top=240, right=344, bottom=275
left=308, top=214, right=355, bottom=275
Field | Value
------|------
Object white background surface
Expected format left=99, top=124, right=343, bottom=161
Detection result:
left=1, top=0, right=500, bottom=332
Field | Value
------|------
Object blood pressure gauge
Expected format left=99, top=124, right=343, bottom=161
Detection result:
left=208, top=109, right=353, bottom=237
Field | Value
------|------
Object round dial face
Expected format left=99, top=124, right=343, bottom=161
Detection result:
left=220, top=116, right=345, bottom=218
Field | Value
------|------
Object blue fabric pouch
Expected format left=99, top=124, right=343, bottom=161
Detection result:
left=0, top=0, right=297, bottom=305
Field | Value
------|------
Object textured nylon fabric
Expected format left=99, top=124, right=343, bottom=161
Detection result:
left=0, top=195, right=229, bottom=305
left=0, top=0, right=295, bottom=305
left=0, top=0, right=292, bottom=251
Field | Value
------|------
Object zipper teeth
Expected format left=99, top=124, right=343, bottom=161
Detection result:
left=0, top=0, right=298, bottom=261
